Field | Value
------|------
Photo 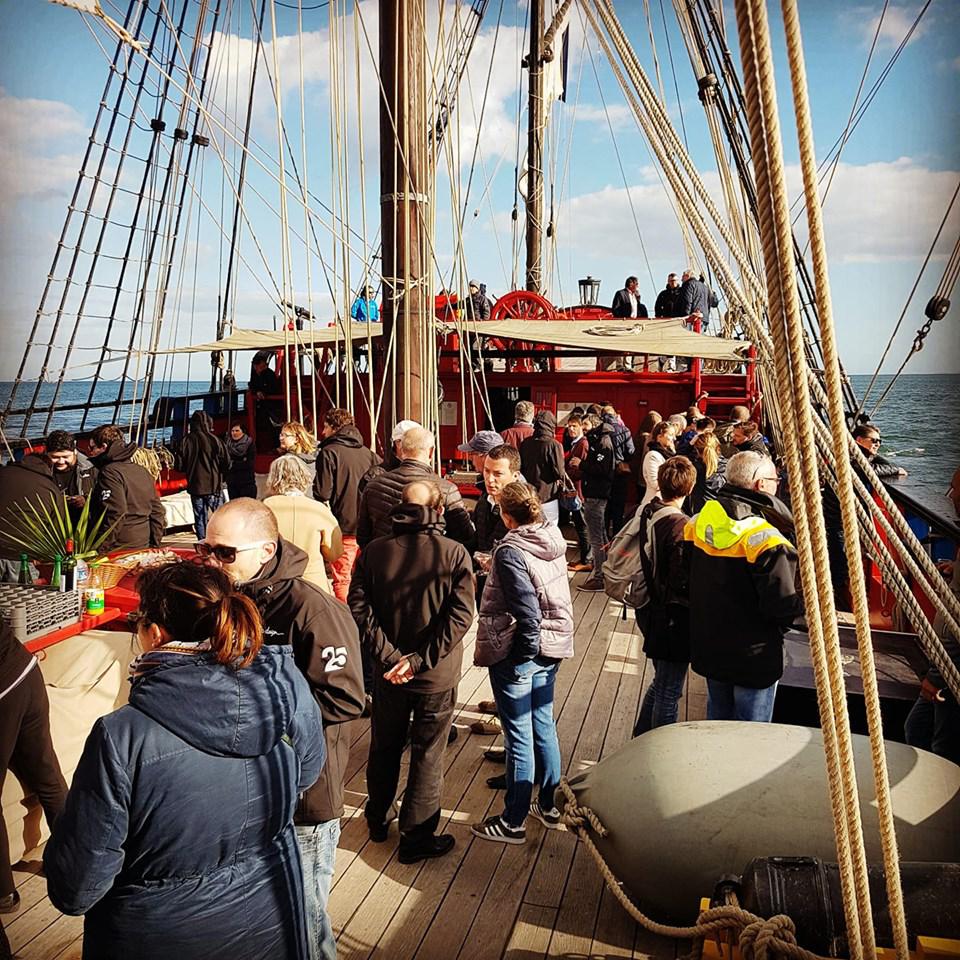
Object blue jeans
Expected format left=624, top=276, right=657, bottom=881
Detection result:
left=634, top=659, right=688, bottom=735
left=191, top=492, right=224, bottom=540
left=706, top=679, right=778, bottom=722
left=296, top=820, right=340, bottom=960
left=583, top=498, right=607, bottom=580
left=489, top=656, right=562, bottom=827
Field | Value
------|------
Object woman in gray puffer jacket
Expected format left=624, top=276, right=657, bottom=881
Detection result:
left=471, top=482, right=574, bottom=845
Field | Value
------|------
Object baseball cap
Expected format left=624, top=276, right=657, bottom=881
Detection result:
left=457, top=430, right=503, bottom=454
left=390, top=419, right=422, bottom=442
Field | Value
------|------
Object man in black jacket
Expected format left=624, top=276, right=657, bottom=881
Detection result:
left=577, top=417, right=615, bottom=591
left=519, top=411, right=565, bottom=525
left=46, top=431, right=97, bottom=525
left=0, top=454, right=64, bottom=562
left=610, top=276, right=648, bottom=319
left=357, top=426, right=474, bottom=549
left=87, top=426, right=165, bottom=552
left=178, top=411, right=230, bottom=539
left=314, top=408, right=380, bottom=602
left=653, top=273, right=684, bottom=318
left=853, top=423, right=907, bottom=479
left=686, top=452, right=804, bottom=722
left=350, top=481, right=474, bottom=863
left=249, top=353, right=281, bottom=452
left=601, top=406, right=636, bottom=538
left=731, top=421, right=769, bottom=457
left=204, top=498, right=364, bottom=960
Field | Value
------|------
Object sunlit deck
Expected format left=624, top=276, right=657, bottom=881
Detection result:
left=7, top=576, right=708, bottom=960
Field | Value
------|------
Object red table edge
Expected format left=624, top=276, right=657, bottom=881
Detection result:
left=25, top=607, right=124, bottom=654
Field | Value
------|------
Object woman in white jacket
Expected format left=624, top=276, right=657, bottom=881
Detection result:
left=639, top=421, right=677, bottom=508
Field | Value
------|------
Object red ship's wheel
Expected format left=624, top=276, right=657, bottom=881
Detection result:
left=490, top=290, right=558, bottom=371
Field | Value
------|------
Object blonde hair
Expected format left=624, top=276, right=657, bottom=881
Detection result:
left=279, top=421, right=315, bottom=454
left=498, top=481, right=544, bottom=526
left=268, top=454, right=312, bottom=496
left=692, top=432, right=720, bottom=479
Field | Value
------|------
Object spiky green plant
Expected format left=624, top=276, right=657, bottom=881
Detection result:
left=2, top=493, right=116, bottom=562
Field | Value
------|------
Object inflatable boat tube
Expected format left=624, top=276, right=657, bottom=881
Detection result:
left=565, top=721, right=960, bottom=922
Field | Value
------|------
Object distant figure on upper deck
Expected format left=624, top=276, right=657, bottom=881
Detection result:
left=679, top=267, right=717, bottom=326
left=466, top=279, right=492, bottom=321
left=350, top=285, right=380, bottom=324
left=611, top=276, right=648, bottom=320
left=654, top=272, right=685, bottom=318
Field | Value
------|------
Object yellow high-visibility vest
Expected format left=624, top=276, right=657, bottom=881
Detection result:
left=683, top=499, right=794, bottom=564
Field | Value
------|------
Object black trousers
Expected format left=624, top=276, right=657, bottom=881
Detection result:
left=1, top=665, right=68, bottom=896
left=606, top=473, right=630, bottom=537
left=365, top=676, right=455, bottom=842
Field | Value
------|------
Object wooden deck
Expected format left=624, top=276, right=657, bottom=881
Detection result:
left=6, top=578, right=708, bottom=960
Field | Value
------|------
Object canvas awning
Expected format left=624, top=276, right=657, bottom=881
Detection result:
left=148, top=323, right=384, bottom=354
left=462, top=318, right=752, bottom=362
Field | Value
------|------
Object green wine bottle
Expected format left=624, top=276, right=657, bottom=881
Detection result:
left=52, top=555, right=63, bottom=591
left=17, top=553, right=32, bottom=585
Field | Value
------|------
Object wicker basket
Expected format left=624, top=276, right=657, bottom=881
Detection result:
left=90, top=562, right=134, bottom=590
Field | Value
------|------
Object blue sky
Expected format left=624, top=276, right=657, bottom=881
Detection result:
left=0, top=0, right=958, bottom=383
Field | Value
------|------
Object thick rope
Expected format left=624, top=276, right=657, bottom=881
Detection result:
left=557, top=779, right=830, bottom=960
left=779, top=4, right=909, bottom=954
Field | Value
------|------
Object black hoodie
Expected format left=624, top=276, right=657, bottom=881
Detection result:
left=519, top=410, right=566, bottom=504
left=349, top=503, right=475, bottom=695
left=243, top=537, right=365, bottom=823
left=178, top=411, right=230, bottom=497
left=91, top=440, right=166, bottom=552
left=313, top=425, right=379, bottom=535
left=579, top=421, right=616, bottom=499
left=0, top=455, right=64, bottom=560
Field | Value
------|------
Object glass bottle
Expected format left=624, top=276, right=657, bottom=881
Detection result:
left=17, top=553, right=32, bottom=585
left=63, top=539, right=77, bottom=592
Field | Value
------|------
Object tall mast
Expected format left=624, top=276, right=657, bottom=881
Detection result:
left=379, top=0, right=428, bottom=423
left=525, top=0, right=544, bottom=293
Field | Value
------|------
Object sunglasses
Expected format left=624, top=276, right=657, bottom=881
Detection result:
left=867, top=437, right=882, bottom=447
left=194, top=540, right=274, bottom=563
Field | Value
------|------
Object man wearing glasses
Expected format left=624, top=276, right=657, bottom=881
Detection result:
left=200, top=498, right=364, bottom=960
left=685, top=451, right=804, bottom=723
left=853, top=423, right=908, bottom=479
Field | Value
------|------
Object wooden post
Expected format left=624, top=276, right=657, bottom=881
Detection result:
left=525, top=0, right=544, bottom=293
left=379, top=0, right=427, bottom=424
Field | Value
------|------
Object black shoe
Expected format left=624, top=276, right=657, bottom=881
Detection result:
left=0, top=890, right=20, bottom=914
left=447, top=725, right=458, bottom=745
left=367, top=817, right=391, bottom=843
left=484, top=747, right=506, bottom=763
left=398, top=833, right=455, bottom=864
left=486, top=773, right=507, bottom=790
left=362, top=694, right=373, bottom=718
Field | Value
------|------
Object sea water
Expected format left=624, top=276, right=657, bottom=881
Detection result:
left=1, top=374, right=957, bottom=495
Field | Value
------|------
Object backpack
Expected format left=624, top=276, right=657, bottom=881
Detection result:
left=602, top=503, right=682, bottom=608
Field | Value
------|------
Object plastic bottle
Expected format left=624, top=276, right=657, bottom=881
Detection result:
left=17, top=553, right=32, bottom=585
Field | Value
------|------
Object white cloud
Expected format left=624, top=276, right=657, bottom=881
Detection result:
left=845, top=3, right=931, bottom=48
left=573, top=103, right=635, bottom=131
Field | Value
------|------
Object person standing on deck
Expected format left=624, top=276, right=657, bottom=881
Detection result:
left=654, top=273, right=684, bottom=318
left=576, top=415, right=616, bottom=592
left=0, top=622, right=68, bottom=916
left=500, top=401, right=535, bottom=451
left=203, top=498, right=364, bottom=960
left=279, top=421, right=320, bottom=486
left=350, top=286, right=380, bottom=323
left=456, top=430, right=504, bottom=484
left=611, top=276, right=649, bottom=319
left=679, top=268, right=715, bottom=326
left=639, top=421, right=677, bottom=510
left=853, top=423, right=908, bottom=479
left=178, top=410, right=230, bottom=540
left=88, top=425, right=166, bottom=552
left=519, top=410, right=566, bottom=526
left=563, top=417, right=591, bottom=572
left=359, top=419, right=422, bottom=495
left=685, top=452, right=804, bottom=722
left=349, top=481, right=475, bottom=863
left=314, top=408, right=380, bottom=602
left=43, top=562, right=325, bottom=960
left=249, top=352, right=281, bottom=453
left=225, top=422, right=257, bottom=500
left=465, top=280, right=492, bottom=321
left=731, top=421, right=769, bottom=457
left=46, top=430, right=97, bottom=525
left=473, top=444, right=523, bottom=596
left=602, top=405, right=636, bottom=537
left=633, top=457, right=697, bottom=735
left=471, top=483, right=574, bottom=845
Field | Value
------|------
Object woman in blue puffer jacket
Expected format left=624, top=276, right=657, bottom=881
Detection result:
left=44, top=561, right=324, bottom=960
left=471, top=482, right=574, bottom=845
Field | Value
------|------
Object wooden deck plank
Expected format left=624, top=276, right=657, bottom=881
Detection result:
left=503, top=904, right=557, bottom=960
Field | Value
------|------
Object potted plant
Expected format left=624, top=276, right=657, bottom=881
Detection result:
left=2, top=493, right=116, bottom=565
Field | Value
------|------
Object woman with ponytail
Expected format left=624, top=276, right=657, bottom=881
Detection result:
left=44, top=562, right=324, bottom=960
left=471, top=482, right=574, bottom=845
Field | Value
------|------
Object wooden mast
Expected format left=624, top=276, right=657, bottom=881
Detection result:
left=379, top=0, right=428, bottom=423
left=525, top=0, right=544, bottom=293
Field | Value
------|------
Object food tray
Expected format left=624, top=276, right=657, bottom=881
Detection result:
left=0, top=584, right=81, bottom=643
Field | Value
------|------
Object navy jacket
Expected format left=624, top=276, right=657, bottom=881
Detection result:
left=44, top=645, right=324, bottom=960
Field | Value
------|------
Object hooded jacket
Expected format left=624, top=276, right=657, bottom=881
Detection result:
left=475, top=522, right=574, bottom=667
left=225, top=431, right=257, bottom=495
left=43, top=644, right=324, bottom=960
left=520, top=411, right=566, bottom=505
left=0, top=455, right=64, bottom=560
left=178, top=411, right=230, bottom=497
left=654, top=285, right=685, bottom=318
left=579, top=421, right=616, bottom=499
left=51, top=450, right=97, bottom=501
left=686, top=488, right=804, bottom=689
left=313, top=425, right=379, bottom=535
left=90, top=440, right=166, bottom=552
left=356, top=459, right=475, bottom=549
left=349, top=503, right=475, bottom=694
left=603, top=413, right=636, bottom=466
left=241, top=538, right=365, bottom=823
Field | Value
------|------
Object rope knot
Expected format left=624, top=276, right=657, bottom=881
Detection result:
left=740, top=915, right=799, bottom=960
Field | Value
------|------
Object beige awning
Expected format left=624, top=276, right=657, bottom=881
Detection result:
left=148, top=324, right=384, bottom=354
left=464, top=318, right=752, bottom=362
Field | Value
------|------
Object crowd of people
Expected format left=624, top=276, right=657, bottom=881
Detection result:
left=1, top=385, right=948, bottom=960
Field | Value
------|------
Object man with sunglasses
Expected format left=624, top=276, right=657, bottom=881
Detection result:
left=853, top=423, right=908, bottom=479
left=201, top=498, right=364, bottom=960
left=685, top=451, right=804, bottom=723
